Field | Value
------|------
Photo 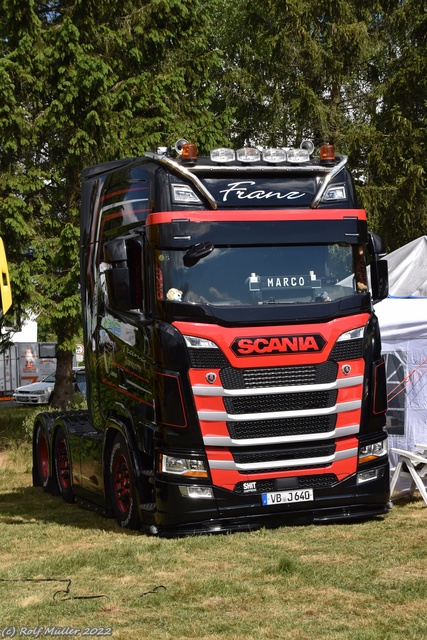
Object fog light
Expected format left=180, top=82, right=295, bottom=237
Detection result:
left=179, top=486, right=214, bottom=499
left=160, top=454, right=208, bottom=478
left=357, top=468, right=384, bottom=484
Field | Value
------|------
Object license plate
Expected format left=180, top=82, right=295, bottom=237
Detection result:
left=262, top=488, right=314, bottom=506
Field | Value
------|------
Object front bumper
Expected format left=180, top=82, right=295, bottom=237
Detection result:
left=14, top=394, right=49, bottom=404
left=146, top=460, right=391, bottom=537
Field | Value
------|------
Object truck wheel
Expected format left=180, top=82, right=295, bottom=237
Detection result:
left=53, top=426, right=74, bottom=503
left=109, top=433, right=141, bottom=529
left=34, top=425, right=50, bottom=490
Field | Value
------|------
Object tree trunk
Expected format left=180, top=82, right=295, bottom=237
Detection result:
left=51, top=349, right=73, bottom=409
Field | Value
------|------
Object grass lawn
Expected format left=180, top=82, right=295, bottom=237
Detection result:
left=1, top=406, right=427, bottom=639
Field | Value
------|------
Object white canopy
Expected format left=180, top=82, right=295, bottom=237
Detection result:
left=385, top=235, right=427, bottom=298
left=374, top=237, right=427, bottom=474
left=375, top=297, right=427, bottom=341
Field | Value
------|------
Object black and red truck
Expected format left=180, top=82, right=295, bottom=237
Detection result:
left=33, top=140, right=390, bottom=536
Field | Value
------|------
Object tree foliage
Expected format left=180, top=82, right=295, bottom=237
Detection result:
left=0, top=0, right=232, bottom=406
left=0, top=0, right=425, bottom=405
left=361, top=0, right=427, bottom=249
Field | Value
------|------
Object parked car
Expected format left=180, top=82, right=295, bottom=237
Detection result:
left=13, top=367, right=86, bottom=405
left=73, top=366, right=86, bottom=396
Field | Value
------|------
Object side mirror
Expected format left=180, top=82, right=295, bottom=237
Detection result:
left=367, top=232, right=388, bottom=303
left=368, top=232, right=386, bottom=258
left=103, top=236, right=144, bottom=311
left=371, top=259, right=388, bottom=303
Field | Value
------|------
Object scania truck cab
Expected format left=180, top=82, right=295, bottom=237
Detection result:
left=33, top=141, right=390, bottom=536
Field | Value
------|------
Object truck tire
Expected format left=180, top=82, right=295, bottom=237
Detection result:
left=53, top=426, right=74, bottom=503
left=109, top=433, right=141, bottom=529
left=34, top=424, right=51, bottom=491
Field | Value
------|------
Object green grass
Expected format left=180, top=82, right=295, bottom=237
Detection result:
left=1, top=408, right=427, bottom=639
left=0, top=403, right=38, bottom=447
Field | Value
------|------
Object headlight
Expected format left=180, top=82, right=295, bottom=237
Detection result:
left=359, top=440, right=388, bottom=464
left=184, top=335, right=219, bottom=349
left=160, top=454, right=208, bottom=478
left=337, top=326, right=364, bottom=342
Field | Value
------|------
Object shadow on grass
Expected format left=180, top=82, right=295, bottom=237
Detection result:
left=0, top=484, right=138, bottom=534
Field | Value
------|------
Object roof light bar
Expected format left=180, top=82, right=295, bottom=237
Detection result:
left=210, top=148, right=236, bottom=163
left=262, top=148, right=287, bottom=164
left=287, top=148, right=310, bottom=163
left=236, top=147, right=261, bottom=163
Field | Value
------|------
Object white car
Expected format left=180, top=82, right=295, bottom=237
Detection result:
left=13, top=367, right=86, bottom=405
left=13, top=373, right=56, bottom=405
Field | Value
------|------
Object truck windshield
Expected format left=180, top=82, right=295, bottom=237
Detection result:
left=155, top=243, right=367, bottom=306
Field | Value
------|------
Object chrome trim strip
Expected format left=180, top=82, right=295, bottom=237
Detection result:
left=193, top=375, right=363, bottom=397
left=203, top=424, right=360, bottom=447
left=198, top=399, right=361, bottom=422
left=147, top=153, right=218, bottom=210
left=310, top=156, right=348, bottom=209
left=208, top=447, right=358, bottom=471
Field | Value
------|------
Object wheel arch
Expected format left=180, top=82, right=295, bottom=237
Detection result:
left=32, top=411, right=62, bottom=492
left=103, top=411, right=146, bottom=516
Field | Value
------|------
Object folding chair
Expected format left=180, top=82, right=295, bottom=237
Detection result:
left=390, top=445, right=427, bottom=506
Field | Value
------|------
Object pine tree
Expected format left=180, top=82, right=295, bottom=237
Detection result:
left=360, top=0, right=427, bottom=251
left=0, top=0, right=232, bottom=407
left=212, top=0, right=385, bottom=149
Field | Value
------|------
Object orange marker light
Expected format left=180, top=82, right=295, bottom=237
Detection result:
left=320, top=143, right=335, bottom=162
left=181, top=143, right=197, bottom=162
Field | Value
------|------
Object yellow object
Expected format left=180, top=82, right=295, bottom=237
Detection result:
left=0, top=238, right=12, bottom=317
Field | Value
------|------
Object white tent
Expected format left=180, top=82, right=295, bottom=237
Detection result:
left=375, top=236, right=427, bottom=463
left=384, top=235, right=427, bottom=297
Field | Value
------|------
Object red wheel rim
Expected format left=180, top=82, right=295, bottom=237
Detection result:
left=56, top=437, right=70, bottom=490
left=38, top=431, right=49, bottom=482
left=113, top=453, right=131, bottom=515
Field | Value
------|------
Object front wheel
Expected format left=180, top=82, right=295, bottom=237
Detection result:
left=109, top=433, right=141, bottom=529
left=53, top=426, right=74, bottom=503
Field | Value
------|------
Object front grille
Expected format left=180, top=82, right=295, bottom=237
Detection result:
left=231, top=442, right=335, bottom=464
left=220, top=361, right=337, bottom=389
left=329, top=338, right=363, bottom=361
left=189, top=340, right=362, bottom=367
left=227, top=415, right=336, bottom=440
left=298, top=474, right=337, bottom=488
left=233, top=474, right=338, bottom=493
left=188, top=348, right=229, bottom=369
left=224, top=390, right=337, bottom=415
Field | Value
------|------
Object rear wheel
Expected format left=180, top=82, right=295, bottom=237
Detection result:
left=109, top=433, right=141, bottom=529
left=53, top=426, right=74, bottom=503
left=34, top=425, right=50, bottom=490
